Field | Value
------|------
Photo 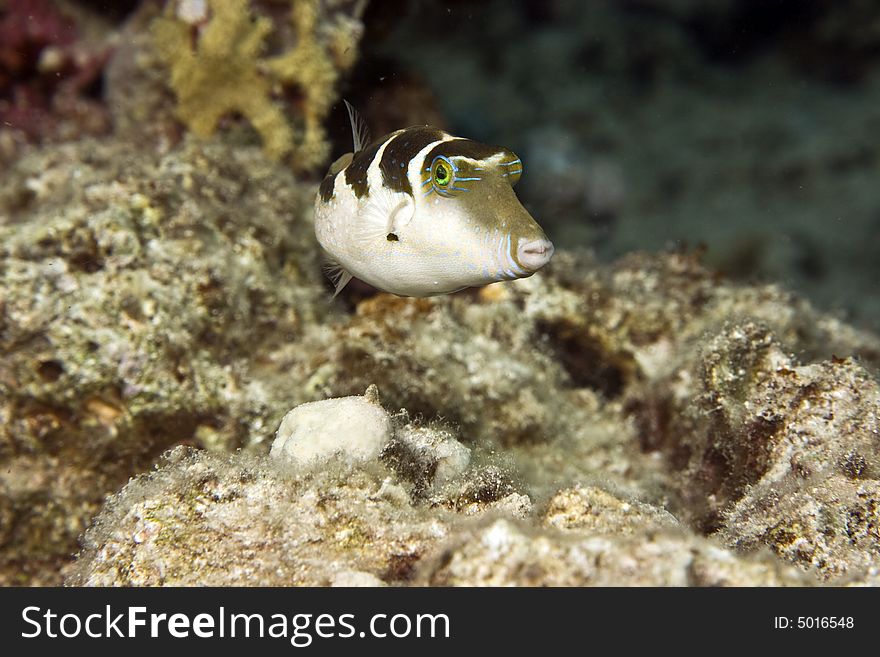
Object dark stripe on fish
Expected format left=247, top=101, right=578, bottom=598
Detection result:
left=379, top=126, right=446, bottom=195
left=344, top=139, right=384, bottom=199
left=421, top=139, right=506, bottom=172
left=319, top=173, right=336, bottom=202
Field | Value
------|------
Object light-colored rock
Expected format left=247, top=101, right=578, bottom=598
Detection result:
left=331, top=571, right=387, bottom=587
left=543, top=486, right=679, bottom=534
left=270, top=385, right=391, bottom=466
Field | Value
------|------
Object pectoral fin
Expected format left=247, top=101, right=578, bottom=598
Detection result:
left=321, top=250, right=354, bottom=297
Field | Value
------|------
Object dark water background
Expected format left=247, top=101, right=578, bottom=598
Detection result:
left=340, top=0, right=880, bottom=330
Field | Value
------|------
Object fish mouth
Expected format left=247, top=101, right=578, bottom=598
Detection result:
left=517, top=238, right=555, bottom=272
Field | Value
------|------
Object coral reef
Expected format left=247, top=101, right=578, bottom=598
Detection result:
left=0, top=127, right=880, bottom=584
left=0, top=137, right=324, bottom=584
left=68, top=446, right=446, bottom=586
left=627, top=318, right=880, bottom=580
left=3, top=1, right=880, bottom=586
left=0, top=134, right=861, bottom=584
left=417, top=516, right=808, bottom=587
left=150, top=0, right=366, bottom=171
left=4, top=127, right=879, bottom=585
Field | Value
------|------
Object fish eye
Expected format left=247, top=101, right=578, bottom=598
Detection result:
left=434, top=163, right=451, bottom=186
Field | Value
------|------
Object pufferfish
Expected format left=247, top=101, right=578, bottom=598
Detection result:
left=314, top=102, right=554, bottom=297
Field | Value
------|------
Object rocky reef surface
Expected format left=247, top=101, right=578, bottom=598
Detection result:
left=0, top=137, right=326, bottom=584
left=2, top=0, right=880, bottom=586
left=4, top=134, right=879, bottom=585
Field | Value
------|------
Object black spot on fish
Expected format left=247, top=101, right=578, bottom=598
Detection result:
left=345, top=138, right=384, bottom=199
left=422, top=139, right=506, bottom=172
left=380, top=126, right=446, bottom=195
left=319, top=173, right=336, bottom=202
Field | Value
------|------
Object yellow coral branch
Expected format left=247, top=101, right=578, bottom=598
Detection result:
left=152, top=0, right=364, bottom=171
left=264, top=0, right=337, bottom=171
left=152, top=0, right=293, bottom=161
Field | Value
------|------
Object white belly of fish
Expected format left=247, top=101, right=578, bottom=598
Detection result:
left=315, top=188, right=499, bottom=296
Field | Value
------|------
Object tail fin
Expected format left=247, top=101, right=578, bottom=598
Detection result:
left=344, top=99, right=371, bottom=153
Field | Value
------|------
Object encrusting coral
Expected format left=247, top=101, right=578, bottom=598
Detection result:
left=151, top=0, right=364, bottom=171
left=262, top=0, right=345, bottom=170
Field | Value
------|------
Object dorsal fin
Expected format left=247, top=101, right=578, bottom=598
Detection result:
left=344, top=99, right=371, bottom=153
left=328, top=152, right=353, bottom=176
